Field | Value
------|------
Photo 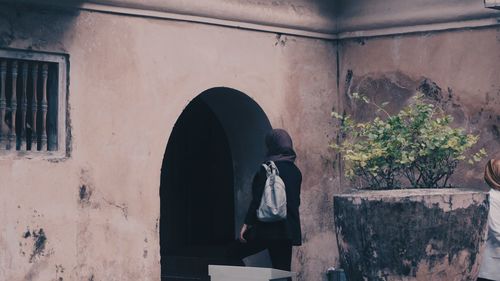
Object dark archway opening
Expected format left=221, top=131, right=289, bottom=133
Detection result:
left=160, top=88, right=272, bottom=280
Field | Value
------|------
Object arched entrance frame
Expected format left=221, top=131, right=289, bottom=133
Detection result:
left=159, top=87, right=272, bottom=279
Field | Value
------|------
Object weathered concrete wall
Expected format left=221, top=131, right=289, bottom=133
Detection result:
left=336, top=0, right=498, bottom=37
left=338, top=27, right=500, bottom=190
left=1, top=2, right=498, bottom=281
left=334, top=189, right=489, bottom=281
left=0, top=4, right=338, bottom=281
left=0, top=0, right=338, bottom=37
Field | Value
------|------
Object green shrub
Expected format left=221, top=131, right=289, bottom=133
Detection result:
left=330, top=93, right=486, bottom=189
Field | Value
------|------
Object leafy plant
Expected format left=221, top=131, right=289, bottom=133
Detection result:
left=330, top=93, right=486, bottom=189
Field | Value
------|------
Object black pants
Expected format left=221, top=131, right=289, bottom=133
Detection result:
left=477, top=278, right=495, bottom=281
left=228, top=239, right=293, bottom=271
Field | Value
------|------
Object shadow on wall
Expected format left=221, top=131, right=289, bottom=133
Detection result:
left=0, top=3, right=92, bottom=281
left=310, top=0, right=337, bottom=24
left=0, top=1, right=83, bottom=51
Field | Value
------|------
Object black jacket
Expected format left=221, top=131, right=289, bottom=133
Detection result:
left=244, top=161, right=302, bottom=245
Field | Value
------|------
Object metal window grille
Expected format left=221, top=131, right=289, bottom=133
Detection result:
left=0, top=49, right=67, bottom=157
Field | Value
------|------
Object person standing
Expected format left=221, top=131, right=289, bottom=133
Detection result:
left=230, top=128, right=302, bottom=273
left=478, top=159, right=500, bottom=281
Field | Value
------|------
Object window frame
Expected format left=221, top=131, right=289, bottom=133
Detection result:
left=0, top=48, right=69, bottom=160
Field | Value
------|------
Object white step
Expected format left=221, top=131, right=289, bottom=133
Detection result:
left=209, top=265, right=296, bottom=281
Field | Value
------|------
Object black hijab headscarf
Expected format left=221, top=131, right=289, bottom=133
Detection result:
left=265, top=129, right=297, bottom=163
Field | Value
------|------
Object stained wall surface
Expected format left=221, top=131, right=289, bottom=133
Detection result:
left=0, top=4, right=339, bottom=281
left=338, top=27, right=500, bottom=189
left=0, top=2, right=499, bottom=281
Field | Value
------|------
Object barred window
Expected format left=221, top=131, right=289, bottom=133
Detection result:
left=0, top=49, right=67, bottom=157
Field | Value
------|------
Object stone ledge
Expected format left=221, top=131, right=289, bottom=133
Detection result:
left=335, top=188, right=486, bottom=198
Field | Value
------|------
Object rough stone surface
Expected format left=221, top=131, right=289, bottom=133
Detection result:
left=334, top=189, right=489, bottom=281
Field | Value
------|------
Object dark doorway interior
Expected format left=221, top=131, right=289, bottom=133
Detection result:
left=160, top=97, right=234, bottom=280
left=160, top=88, right=273, bottom=280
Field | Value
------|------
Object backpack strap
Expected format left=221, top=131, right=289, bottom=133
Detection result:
left=262, top=162, right=272, bottom=177
left=268, top=161, right=279, bottom=176
left=262, top=161, right=280, bottom=177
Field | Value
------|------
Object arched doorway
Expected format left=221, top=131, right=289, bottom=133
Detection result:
left=160, top=87, right=272, bottom=280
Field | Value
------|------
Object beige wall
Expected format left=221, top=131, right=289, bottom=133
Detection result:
left=0, top=4, right=338, bottom=281
left=0, top=2, right=498, bottom=281
left=336, top=0, right=498, bottom=37
left=338, top=27, right=500, bottom=190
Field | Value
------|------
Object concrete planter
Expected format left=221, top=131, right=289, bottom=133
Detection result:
left=333, top=188, right=489, bottom=281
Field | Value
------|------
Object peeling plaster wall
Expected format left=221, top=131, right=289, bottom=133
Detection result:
left=338, top=27, right=500, bottom=190
left=1, top=3, right=497, bottom=281
left=334, top=189, right=489, bottom=280
left=0, top=4, right=338, bottom=281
